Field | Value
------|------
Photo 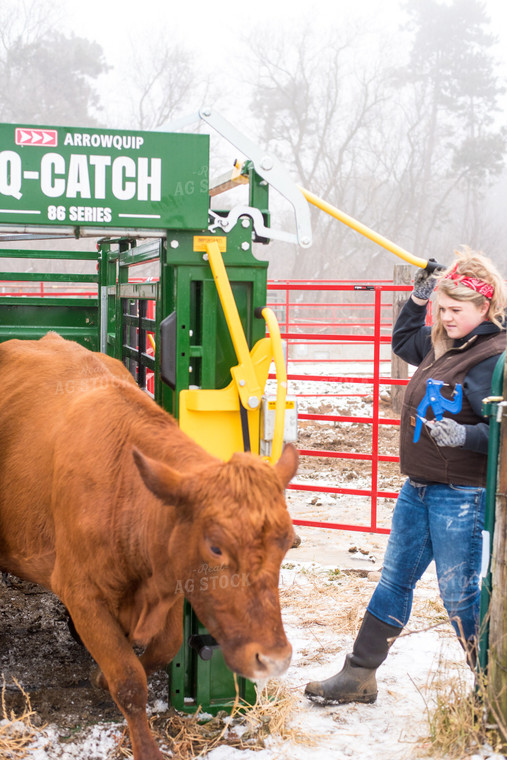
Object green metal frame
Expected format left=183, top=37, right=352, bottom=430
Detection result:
left=169, top=601, right=256, bottom=714
left=478, top=351, right=505, bottom=672
left=98, top=237, right=159, bottom=389
left=156, top=226, right=268, bottom=417
left=0, top=249, right=99, bottom=348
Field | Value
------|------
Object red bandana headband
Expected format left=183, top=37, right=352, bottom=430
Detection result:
left=444, top=263, right=494, bottom=300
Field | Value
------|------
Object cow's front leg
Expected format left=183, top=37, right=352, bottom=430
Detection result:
left=140, top=597, right=184, bottom=677
left=65, top=597, right=163, bottom=760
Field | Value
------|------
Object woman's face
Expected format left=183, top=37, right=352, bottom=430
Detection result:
left=437, top=292, right=490, bottom=339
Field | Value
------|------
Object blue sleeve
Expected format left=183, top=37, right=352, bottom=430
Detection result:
left=463, top=353, right=503, bottom=454
left=392, top=297, right=432, bottom=365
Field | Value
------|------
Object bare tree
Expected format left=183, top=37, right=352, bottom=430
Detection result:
left=244, top=6, right=507, bottom=280
left=244, top=25, right=403, bottom=279
left=0, top=0, right=57, bottom=50
left=0, top=0, right=107, bottom=126
left=117, top=32, right=210, bottom=131
left=390, top=0, right=506, bottom=256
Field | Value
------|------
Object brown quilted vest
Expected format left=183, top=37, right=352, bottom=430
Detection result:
left=399, top=332, right=505, bottom=486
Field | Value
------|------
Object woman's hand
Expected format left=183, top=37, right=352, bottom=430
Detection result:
left=429, top=418, right=466, bottom=447
left=412, top=268, right=439, bottom=302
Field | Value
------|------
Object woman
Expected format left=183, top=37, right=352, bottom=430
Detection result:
left=305, top=247, right=507, bottom=705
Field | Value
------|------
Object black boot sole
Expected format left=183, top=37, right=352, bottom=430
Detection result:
left=305, top=690, right=377, bottom=705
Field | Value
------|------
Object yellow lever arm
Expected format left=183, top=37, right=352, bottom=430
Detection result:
left=299, top=185, right=429, bottom=270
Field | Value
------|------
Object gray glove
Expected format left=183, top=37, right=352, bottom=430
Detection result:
left=413, top=268, right=438, bottom=300
left=429, top=418, right=466, bottom=447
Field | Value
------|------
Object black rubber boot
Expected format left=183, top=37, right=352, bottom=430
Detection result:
left=305, top=611, right=402, bottom=704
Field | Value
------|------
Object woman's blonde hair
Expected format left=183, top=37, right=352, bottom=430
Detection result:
left=431, top=246, right=507, bottom=352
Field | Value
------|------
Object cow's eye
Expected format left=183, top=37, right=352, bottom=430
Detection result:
left=210, top=545, right=222, bottom=556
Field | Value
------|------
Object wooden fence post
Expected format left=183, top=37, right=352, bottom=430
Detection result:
left=391, top=265, right=411, bottom=415
left=488, top=352, right=507, bottom=733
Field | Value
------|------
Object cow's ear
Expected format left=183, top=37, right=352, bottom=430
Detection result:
left=274, top=443, right=298, bottom=488
left=133, top=448, right=183, bottom=503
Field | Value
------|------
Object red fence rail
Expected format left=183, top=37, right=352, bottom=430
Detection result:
left=267, top=280, right=413, bottom=535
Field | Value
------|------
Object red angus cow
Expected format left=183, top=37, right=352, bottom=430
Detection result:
left=0, top=333, right=298, bottom=760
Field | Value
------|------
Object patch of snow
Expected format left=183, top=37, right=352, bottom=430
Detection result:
left=28, top=723, right=121, bottom=759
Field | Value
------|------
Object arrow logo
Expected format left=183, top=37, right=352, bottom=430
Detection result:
left=15, top=128, right=58, bottom=147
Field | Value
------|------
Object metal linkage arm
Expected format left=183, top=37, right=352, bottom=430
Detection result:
left=200, top=108, right=312, bottom=249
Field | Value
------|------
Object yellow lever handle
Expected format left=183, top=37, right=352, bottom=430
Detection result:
left=260, top=307, right=287, bottom=464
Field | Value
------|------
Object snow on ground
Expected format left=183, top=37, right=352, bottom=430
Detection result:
left=271, top=563, right=478, bottom=760
left=18, top=533, right=506, bottom=760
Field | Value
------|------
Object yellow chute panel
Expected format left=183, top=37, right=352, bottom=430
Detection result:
left=179, top=337, right=273, bottom=460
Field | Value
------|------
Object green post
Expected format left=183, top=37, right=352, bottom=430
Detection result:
left=478, top=352, right=505, bottom=672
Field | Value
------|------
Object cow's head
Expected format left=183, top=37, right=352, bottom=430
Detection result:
left=134, top=444, right=298, bottom=681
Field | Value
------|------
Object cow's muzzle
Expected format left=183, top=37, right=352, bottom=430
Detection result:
left=253, top=650, right=292, bottom=679
left=226, top=641, right=292, bottom=680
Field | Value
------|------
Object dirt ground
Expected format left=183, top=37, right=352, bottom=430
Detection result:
left=0, top=576, right=132, bottom=730
left=0, top=394, right=403, bottom=746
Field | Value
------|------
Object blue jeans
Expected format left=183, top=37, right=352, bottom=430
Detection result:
left=368, top=479, right=485, bottom=643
